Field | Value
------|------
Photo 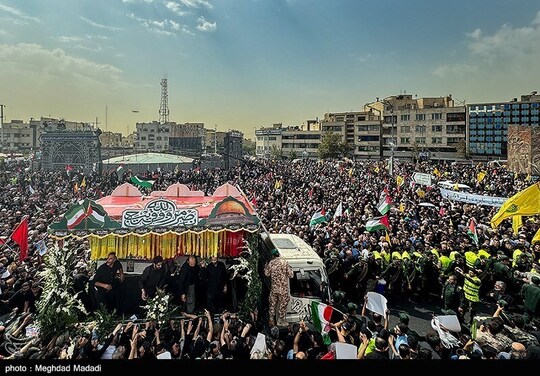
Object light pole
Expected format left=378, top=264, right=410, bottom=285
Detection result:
left=0, top=104, right=5, bottom=153
left=381, top=100, right=395, bottom=176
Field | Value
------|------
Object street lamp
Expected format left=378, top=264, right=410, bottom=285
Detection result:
left=380, top=100, right=396, bottom=176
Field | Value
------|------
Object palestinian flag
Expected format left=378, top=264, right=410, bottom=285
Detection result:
left=131, top=176, right=155, bottom=188
left=365, top=215, right=390, bottom=232
left=311, top=301, right=333, bottom=345
left=116, top=164, right=124, bottom=174
left=467, top=218, right=479, bottom=246
left=86, top=204, right=107, bottom=226
left=309, top=209, right=326, bottom=227
left=377, top=190, right=392, bottom=215
left=64, top=204, right=87, bottom=229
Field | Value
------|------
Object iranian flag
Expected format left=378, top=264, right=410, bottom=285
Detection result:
left=130, top=176, right=155, bottom=188
left=65, top=204, right=87, bottom=229
left=377, top=190, right=392, bottom=215
left=311, top=301, right=333, bottom=345
left=309, top=209, right=326, bottom=227
left=86, top=204, right=107, bottom=226
left=116, top=164, right=124, bottom=173
left=467, top=218, right=479, bottom=246
left=365, top=215, right=390, bottom=232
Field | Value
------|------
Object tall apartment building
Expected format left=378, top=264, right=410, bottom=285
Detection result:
left=169, top=122, right=205, bottom=157
left=364, top=95, right=466, bottom=161
left=0, top=120, right=39, bottom=152
left=255, top=123, right=284, bottom=157
left=99, top=131, right=123, bottom=148
left=223, top=131, right=243, bottom=169
left=133, top=121, right=172, bottom=151
left=468, top=93, right=540, bottom=160
left=321, top=111, right=381, bottom=159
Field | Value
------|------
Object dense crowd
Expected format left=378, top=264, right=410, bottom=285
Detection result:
left=0, top=156, right=539, bottom=360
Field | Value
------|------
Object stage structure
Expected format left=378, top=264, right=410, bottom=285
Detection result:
left=40, top=121, right=102, bottom=173
left=48, top=183, right=260, bottom=265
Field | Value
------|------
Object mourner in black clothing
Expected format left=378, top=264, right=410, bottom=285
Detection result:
left=93, top=252, right=123, bottom=311
left=140, top=255, right=166, bottom=300
left=201, top=256, right=228, bottom=315
left=178, top=255, right=201, bottom=314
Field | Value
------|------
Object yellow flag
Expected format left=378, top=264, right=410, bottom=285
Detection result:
left=514, top=171, right=518, bottom=180
left=399, top=203, right=405, bottom=213
left=416, top=188, right=425, bottom=198
left=348, top=168, right=353, bottom=178
left=477, top=171, right=486, bottom=183
left=274, top=179, right=282, bottom=189
left=533, top=227, right=540, bottom=244
left=396, top=175, right=404, bottom=187
left=453, top=183, right=459, bottom=191
left=80, top=176, right=86, bottom=188
left=433, top=168, right=441, bottom=177
left=526, top=174, right=532, bottom=181
left=385, top=231, right=392, bottom=246
left=512, top=215, right=523, bottom=235
left=491, top=183, right=540, bottom=228
left=73, top=182, right=79, bottom=193
left=374, top=166, right=380, bottom=173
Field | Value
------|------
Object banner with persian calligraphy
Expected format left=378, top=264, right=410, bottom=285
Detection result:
left=439, top=188, right=507, bottom=207
left=121, top=199, right=199, bottom=228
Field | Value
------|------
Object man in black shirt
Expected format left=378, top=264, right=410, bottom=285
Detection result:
left=139, top=255, right=166, bottom=301
left=178, top=255, right=201, bottom=314
left=93, top=252, right=123, bottom=311
left=201, top=256, right=228, bottom=315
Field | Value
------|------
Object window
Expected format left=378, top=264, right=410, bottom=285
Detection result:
left=447, top=137, right=462, bottom=144
left=431, top=113, right=442, bottom=120
left=415, top=114, right=426, bottom=121
left=269, top=137, right=277, bottom=141
left=431, top=137, right=443, bottom=144
left=400, top=137, right=410, bottom=144
left=415, top=137, right=426, bottom=144
left=446, top=113, right=466, bottom=122
left=432, top=125, right=442, bottom=132
left=357, top=116, right=366, bottom=121
left=359, top=135, right=379, bottom=142
left=400, top=114, right=410, bottom=121
left=415, top=125, right=426, bottom=133
left=141, top=136, right=146, bottom=140
left=401, top=126, right=411, bottom=133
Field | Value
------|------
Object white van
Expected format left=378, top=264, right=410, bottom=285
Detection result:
left=259, top=232, right=332, bottom=324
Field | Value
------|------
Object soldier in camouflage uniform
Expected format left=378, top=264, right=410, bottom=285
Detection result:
left=264, top=249, right=294, bottom=326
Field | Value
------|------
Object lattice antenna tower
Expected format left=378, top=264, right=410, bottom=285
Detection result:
left=159, top=77, right=170, bottom=124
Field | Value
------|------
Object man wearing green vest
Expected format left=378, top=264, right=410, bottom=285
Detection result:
left=522, top=276, right=540, bottom=324
left=456, top=268, right=481, bottom=324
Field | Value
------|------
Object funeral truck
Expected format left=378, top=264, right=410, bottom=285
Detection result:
left=259, top=232, right=332, bottom=324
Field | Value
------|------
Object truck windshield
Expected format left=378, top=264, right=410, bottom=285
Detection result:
left=290, top=270, right=323, bottom=299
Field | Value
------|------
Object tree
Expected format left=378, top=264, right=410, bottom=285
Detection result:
left=289, top=149, right=298, bottom=159
left=318, top=132, right=348, bottom=159
left=456, top=139, right=471, bottom=160
left=270, top=144, right=282, bottom=160
left=242, top=141, right=256, bottom=156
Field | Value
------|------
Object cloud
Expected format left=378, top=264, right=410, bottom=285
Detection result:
left=433, top=63, right=479, bottom=78
left=56, top=36, right=84, bottom=43
left=196, top=16, right=216, bottom=32
left=169, top=20, right=194, bottom=35
left=433, top=11, right=540, bottom=79
left=180, top=0, right=213, bottom=9
left=466, top=13, right=540, bottom=59
left=127, top=13, right=179, bottom=35
left=165, top=1, right=188, bottom=16
left=0, top=43, right=123, bottom=85
left=80, top=16, right=123, bottom=32
left=0, top=3, right=39, bottom=23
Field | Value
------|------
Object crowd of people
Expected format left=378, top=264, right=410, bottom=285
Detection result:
left=0, top=156, right=539, bottom=360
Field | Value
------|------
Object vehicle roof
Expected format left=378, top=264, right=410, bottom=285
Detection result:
left=267, top=233, right=321, bottom=261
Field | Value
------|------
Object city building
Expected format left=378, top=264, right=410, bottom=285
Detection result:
left=133, top=121, right=172, bottom=151
left=169, top=123, right=205, bottom=157
left=468, top=92, right=540, bottom=160
left=223, top=131, right=244, bottom=169
left=99, top=131, right=123, bottom=148
left=255, top=123, right=284, bottom=158
left=364, top=95, right=466, bottom=161
left=0, top=120, right=39, bottom=152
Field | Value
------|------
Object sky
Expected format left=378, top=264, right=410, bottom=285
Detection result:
left=1, top=0, right=540, bottom=138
